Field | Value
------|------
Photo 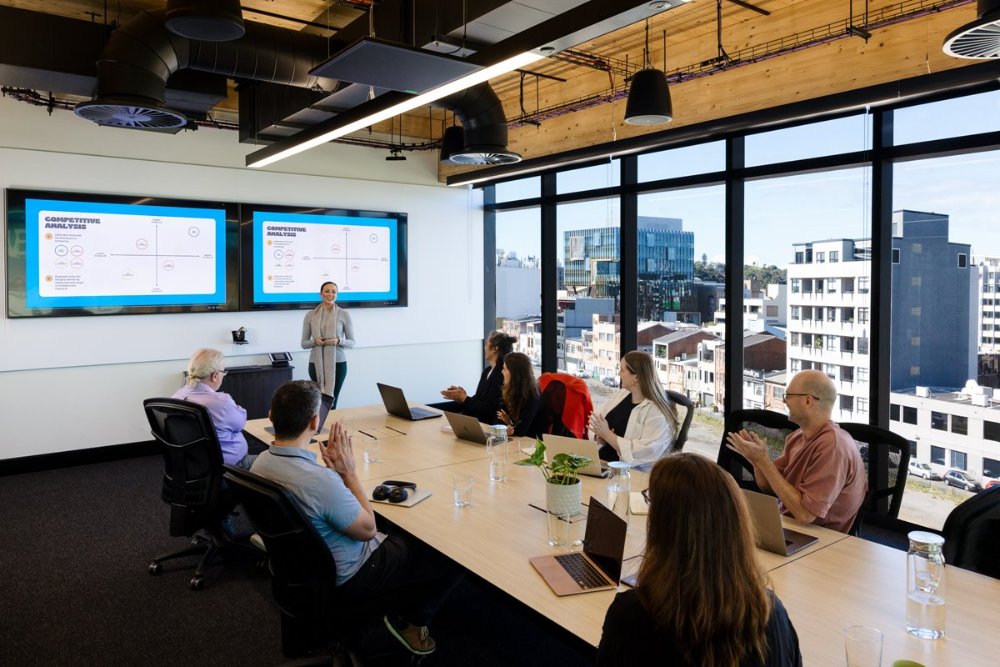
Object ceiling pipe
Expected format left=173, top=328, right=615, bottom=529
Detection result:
left=73, top=5, right=520, bottom=159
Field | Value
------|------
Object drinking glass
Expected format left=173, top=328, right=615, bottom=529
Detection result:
left=363, top=436, right=379, bottom=464
left=844, top=625, right=883, bottom=667
left=453, top=474, right=473, bottom=507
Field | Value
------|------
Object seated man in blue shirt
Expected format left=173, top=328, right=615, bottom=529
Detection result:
left=250, top=380, right=460, bottom=656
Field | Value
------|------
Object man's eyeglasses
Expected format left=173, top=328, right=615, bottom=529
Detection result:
left=782, top=392, right=818, bottom=401
left=641, top=488, right=650, bottom=505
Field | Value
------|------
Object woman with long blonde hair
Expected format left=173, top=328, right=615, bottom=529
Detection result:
left=589, top=350, right=679, bottom=467
left=598, top=453, right=802, bottom=666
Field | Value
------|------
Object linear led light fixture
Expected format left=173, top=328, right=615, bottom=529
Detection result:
left=247, top=51, right=543, bottom=169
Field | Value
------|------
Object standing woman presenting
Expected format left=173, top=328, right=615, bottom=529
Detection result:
left=302, top=281, right=355, bottom=408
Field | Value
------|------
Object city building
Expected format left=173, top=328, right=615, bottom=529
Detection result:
left=891, top=384, right=1000, bottom=482
left=785, top=210, right=971, bottom=421
left=715, top=279, right=787, bottom=332
left=563, top=217, right=695, bottom=311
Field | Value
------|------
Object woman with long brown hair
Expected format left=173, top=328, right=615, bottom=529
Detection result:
left=589, top=350, right=679, bottom=467
left=598, top=453, right=802, bottom=667
left=496, top=352, right=543, bottom=438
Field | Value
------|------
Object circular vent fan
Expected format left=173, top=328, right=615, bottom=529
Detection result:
left=943, top=0, right=1000, bottom=59
left=449, top=149, right=522, bottom=165
left=74, top=101, right=188, bottom=129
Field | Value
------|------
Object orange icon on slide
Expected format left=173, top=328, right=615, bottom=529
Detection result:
left=267, top=239, right=273, bottom=246
left=266, top=275, right=272, bottom=281
left=45, top=275, right=53, bottom=282
left=45, top=233, right=53, bottom=240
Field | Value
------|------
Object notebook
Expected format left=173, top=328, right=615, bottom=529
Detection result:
left=542, top=433, right=609, bottom=478
left=742, top=489, right=819, bottom=556
left=443, top=410, right=489, bottom=445
left=265, top=393, right=332, bottom=440
left=376, top=383, right=441, bottom=421
left=529, top=497, right=627, bottom=596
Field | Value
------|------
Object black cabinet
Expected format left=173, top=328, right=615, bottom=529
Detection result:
left=219, top=365, right=293, bottom=419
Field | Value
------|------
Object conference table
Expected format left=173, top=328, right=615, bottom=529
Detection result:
left=244, top=403, right=999, bottom=661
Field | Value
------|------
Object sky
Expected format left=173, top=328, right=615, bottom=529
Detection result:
left=494, top=89, right=1000, bottom=269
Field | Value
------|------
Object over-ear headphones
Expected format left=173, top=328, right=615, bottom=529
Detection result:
left=372, top=480, right=417, bottom=503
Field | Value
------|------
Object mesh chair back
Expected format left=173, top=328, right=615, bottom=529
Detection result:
left=143, top=398, right=226, bottom=522
left=838, top=422, right=910, bottom=522
left=941, top=485, right=1000, bottom=579
left=717, top=409, right=798, bottom=492
left=538, top=373, right=594, bottom=439
left=665, top=390, right=694, bottom=451
left=223, top=466, right=340, bottom=656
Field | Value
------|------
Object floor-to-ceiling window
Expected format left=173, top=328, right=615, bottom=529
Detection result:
left=888, top=95, right=1000, bottom=527
left=482, top=82, right=1000, bottom=534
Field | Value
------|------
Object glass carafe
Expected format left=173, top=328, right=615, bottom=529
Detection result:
left=905, top=530, right=946, bottom=639
left=606, top=460, right=631, bottom=519
left=487, top=424, right=508, bottom=482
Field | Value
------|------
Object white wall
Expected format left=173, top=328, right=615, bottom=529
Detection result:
left=0, top=97, right=485, bottom=460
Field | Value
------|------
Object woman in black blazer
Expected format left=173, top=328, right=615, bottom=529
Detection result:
left=438, top=331, right=515, bottom=424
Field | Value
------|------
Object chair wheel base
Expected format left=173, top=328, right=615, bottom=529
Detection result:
left=148, top=562, right=162, bottom=575
left=190, top=576, right=205, bottom=590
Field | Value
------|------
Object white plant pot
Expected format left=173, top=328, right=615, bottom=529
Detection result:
left=545, top=478, right=582, bottom=517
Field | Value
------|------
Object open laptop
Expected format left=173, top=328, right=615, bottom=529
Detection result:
left=542, top=433, right=609, bottom=478
left=443, top=410, right=489, bottom=445
left=266, top=392, right=332, bottom=440
left=376, top=383, right=441, bottom=421
left=530, top=497, right=627, bottom=596
left=742, top=489, right=819, bottom=556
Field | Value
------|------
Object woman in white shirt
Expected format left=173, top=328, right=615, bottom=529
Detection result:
left=589, top=351, right=679, bottom=467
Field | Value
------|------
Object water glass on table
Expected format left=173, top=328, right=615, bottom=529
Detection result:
left=363, top=435, right=380, bottom=464
left=546, top=511, right=572, bottom=547
left=844, top=625, right=883, bottom=667
left=453, top=474, right=473, bottom=507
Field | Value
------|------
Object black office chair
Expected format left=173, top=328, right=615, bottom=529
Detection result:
left=223, top=465, right=363, bottom=660
left=666, top=390, right=694, bottom=452
left=941, top=485, right=1000, bottom=580
left=716, top=409, right=798, bottom=492
left=838, top=422, right=910, bottom=536
left=143, top=397, right=257, bottom=590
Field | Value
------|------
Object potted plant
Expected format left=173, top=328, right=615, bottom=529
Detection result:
left=515, top=439, right=592, bottom=517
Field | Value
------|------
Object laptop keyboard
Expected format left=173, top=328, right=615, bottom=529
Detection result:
left=554, top=553, right=608, bottom=589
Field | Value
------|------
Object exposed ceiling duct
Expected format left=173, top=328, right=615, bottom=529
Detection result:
left=74, top=8, right=333, bottom=130
left=943, top=0, right=1000, bottom=58
left=165, top=0, right=246, bottom=42
left=437, top=83, right=521, bottom=164
left=70, top=2, right=523, bottom=160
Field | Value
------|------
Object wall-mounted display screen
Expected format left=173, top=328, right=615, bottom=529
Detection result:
left=5, top=189, right=239, bottom=318
left=241, top=205, right=407, bottom=309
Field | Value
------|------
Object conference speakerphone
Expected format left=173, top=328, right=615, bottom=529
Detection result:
left=269, top=352, right=291, bottom=368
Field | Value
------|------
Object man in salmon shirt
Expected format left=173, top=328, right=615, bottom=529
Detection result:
left=725, top=369, right=867, bottom=533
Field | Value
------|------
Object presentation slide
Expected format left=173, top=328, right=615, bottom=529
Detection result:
left=252, top=210, right=398, bottom=303
left=25, top=199, right=227, bottom=309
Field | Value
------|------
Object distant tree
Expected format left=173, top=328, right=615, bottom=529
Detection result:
left=693, top=261, right=786, bottom=285
left=745, top=264, right=787, bottom=285
left=694, top=260, right=725, bottom=283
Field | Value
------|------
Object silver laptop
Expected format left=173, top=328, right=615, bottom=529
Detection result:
left=376, top=383, right=441, bottom=421
left=543, top=433, right=609, bottom=478
left=742, top=489, right=819, bottom=556
left=266, top=392, right=332, bottom=440
left=443, top=410, right=489, bottom=445
left=529, top=497, right=627, bottom=596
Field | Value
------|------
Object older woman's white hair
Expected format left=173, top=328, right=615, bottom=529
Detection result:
left=185, top=348, right=225, bottom=387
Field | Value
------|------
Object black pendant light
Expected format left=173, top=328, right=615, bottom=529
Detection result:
left=625, top=20, right=672, bottom=125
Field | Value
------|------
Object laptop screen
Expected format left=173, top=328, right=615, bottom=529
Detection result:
left=315, top=393, right=333, bottom=435
left=582, top=498, right=627, bottom=583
